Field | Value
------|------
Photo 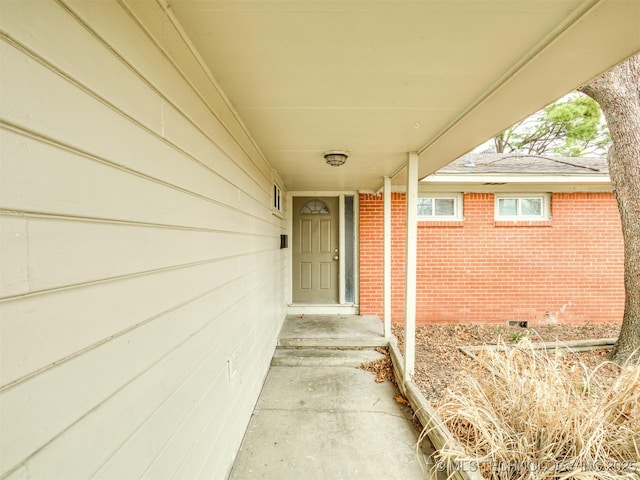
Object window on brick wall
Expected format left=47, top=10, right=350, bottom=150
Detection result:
left=417, top=194, right=463, bottom=221
left=495, top=194, right=550, bottom=220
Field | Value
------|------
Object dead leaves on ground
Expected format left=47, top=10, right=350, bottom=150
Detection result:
left=361, top=347, right=394, bottom=383
left=395, top=323, right=623, bottom=406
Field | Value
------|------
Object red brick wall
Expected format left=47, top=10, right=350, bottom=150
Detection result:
left=359, top=192, right=624, bottom=325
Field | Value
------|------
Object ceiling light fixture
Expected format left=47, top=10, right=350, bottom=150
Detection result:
left=324, top=150, right=349, bottom=167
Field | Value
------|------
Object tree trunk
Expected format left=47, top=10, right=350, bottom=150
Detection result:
left=494, top=132, right=506, bottom=153
left=579, top=53, right=640, bottom=365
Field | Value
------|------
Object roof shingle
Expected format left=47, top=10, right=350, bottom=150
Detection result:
left=436, top=153, right=608, bottom=175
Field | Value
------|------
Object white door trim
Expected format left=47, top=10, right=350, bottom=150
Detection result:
left=286, top=192, right=359, bottom=313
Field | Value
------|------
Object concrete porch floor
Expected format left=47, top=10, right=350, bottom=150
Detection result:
left=228, top=315, right=437, bottom=479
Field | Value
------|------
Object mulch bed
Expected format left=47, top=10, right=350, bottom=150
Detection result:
left=362, top=322, right=622, bottom=405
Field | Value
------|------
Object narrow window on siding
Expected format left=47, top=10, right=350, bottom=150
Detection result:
left=273, top=183, right=282, bottom=213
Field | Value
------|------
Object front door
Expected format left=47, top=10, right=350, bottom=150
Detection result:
left=292, top=197, right=339, bottom=303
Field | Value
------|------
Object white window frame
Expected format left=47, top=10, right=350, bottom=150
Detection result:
left=494, top=193, right=550, bottom=220
left=272, top=183, right=283, bottom=215
left=417, top=193, right=463, bottom=221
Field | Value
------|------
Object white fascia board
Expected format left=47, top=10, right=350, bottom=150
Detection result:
left=421, top=174, right=611, bottom=184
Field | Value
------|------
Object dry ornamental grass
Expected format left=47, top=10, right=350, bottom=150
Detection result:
left=377, top=324, right=639, bottom=479
left=428, top=338, right=640, bottom=480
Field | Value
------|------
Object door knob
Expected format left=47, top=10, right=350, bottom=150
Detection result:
left=333, top=255, right=339, bottom=260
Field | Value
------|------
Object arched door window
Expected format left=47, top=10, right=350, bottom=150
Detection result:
left=300, top=199, right=330, bottom=215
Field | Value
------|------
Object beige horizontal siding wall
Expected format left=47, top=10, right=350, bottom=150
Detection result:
left=0, top=1, right=287, bottom=479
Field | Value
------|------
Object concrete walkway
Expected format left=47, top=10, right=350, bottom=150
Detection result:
left=228, top=315, right=434, bottom=479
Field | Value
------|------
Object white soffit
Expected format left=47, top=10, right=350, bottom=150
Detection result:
left=162, top=0, right=640, bottom=191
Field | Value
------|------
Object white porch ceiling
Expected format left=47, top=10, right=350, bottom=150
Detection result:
left=163, top=0, right=640, bottom=191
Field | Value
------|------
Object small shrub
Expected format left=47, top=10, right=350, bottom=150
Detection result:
left=510, top=332, right=526, bottom=343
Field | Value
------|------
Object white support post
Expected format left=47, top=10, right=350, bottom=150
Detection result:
left=383, top=176, right=392, bottom=338
left=404, top=152, right=418, bottom=383
left=339, top=194, right=346, bottom=305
